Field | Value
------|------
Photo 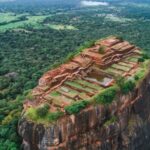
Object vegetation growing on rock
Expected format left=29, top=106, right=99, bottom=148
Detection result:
left=94, top=86, right=118, bottom=104
left=36, top=104, right=50, bottom=118
left=65, top=100, right=89, bottom=114
left=98, top=46, right=105, bottom=54
left=25, top=106, right=64, bottom=124
left=104, top=116, right=118, bottom=127
left=116, top=77, right=135, bottom=94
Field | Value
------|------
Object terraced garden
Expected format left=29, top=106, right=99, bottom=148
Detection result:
left=24, top=36, right=150, bottom=123
left=42, top=54, right=145, bottom=112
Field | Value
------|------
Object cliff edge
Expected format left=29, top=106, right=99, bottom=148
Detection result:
left=18, top=36, right=150, bottom=150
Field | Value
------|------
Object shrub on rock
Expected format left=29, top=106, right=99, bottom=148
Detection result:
left=95, top=86, right=117, bottom=104
left=65, top=100, right=89, bottom=114
left=116, top=77, right=135, bottom=94
left=36, top=104, right=49, bottom=118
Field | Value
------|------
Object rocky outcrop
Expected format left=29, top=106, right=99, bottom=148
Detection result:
left=18, top=71, right=150, bottom=150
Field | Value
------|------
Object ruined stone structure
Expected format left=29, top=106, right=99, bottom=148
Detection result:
left=27, top=36, right=142, bottom=110
left=18, top=36, right=150, bottom=150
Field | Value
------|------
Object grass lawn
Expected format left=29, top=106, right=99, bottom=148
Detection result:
left=75, top=79, right=102, bottom=90
left=65, top=81, right=95, bottom=93
left=0, top=12, right=78, bottom=32
left=112, top=64, right=131, bottom=72
left=0, top=13, right=18, bottom=23
left=50, top=91, right=61, bottom=97
left=127, top=55, right=141, bottom=63
left=128, top=57, right=138, bottom=62
left=45, top=24, right=78, bottom=30
left=0, top=13, right=51, bottom=32
left=106, top=67, right=124, bottom=76
left=118, top=62, right=134, bottom=67
left=58, top=87, right=78, bottom=98
left=50, top=90, right=74, bottom=104
left=79, top=93, right=90, bottom=99
left=0, top=12, right=29, bottom=24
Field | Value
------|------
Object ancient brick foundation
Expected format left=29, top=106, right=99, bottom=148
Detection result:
left=19, top=72, right=150, bottom=150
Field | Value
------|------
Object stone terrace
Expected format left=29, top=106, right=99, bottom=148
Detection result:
left=24, top=36, right=143, bottom=112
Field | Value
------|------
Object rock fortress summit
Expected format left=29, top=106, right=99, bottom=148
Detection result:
left=19, top=36, right=150, bottom=150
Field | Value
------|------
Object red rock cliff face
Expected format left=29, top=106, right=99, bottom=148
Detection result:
left=18, top=72, right=150, bottom=150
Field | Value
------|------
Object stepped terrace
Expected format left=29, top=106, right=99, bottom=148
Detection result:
left=23, top=36, right=149, bottom=122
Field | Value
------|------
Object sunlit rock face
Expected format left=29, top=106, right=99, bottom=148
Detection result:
left=18, top=37, right=150, bottom=150
left=19, top=72, right=150, bottom=150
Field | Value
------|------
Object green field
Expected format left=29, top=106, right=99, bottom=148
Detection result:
left=0, top=13, right=78, bottom=32
left=0, top=13, right=19, bottom=23
left=45, top=24, right=78, bottom=30
left=0, top=13, right=51, bottom=32
left=0, top=13, right=30, bottom=24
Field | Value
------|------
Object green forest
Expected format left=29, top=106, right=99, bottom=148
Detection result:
left=0, top=0, right=150, bottom=149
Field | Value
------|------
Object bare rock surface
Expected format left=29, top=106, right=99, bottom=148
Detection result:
left=19, top=72, right=150, bottom=150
